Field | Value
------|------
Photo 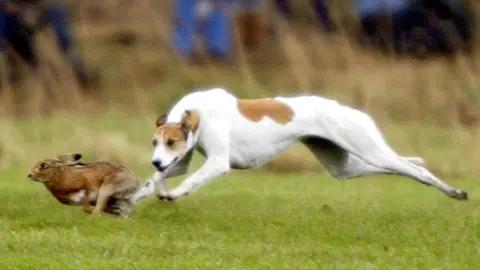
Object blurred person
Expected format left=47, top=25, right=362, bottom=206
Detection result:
left=273, top=0, right=337, bottom=33
left=0, top=0, right=90, bottom=87
left=354, top=0, right=475, bottom=56
left=413, top=0, right=475, bottom=53
left=0, top=0, right=39, bottom=81
left=235, top=0, right=268, bottom=50
left=172, top=0, right=236, bottom=63
left=353, top=0, right=414, bottom=53
left=25, top=0, right=91, bottom=87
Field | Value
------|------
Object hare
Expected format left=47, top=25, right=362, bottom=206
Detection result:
left=28, top=153, right=142, bottom=217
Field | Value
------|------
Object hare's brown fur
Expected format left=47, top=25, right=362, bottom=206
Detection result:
left=28, top=153, right=141, bottom=217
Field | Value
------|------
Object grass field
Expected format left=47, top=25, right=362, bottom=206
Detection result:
left=0, top=112, right=478, bottom=270
left=1, top=1, right=480, bottom=268
left=1, top=169, right=479, bottom=269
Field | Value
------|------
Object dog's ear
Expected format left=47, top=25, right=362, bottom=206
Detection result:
left=155, top=113, right=167, bottom=127
left=180, top=110, right=199, bottom=134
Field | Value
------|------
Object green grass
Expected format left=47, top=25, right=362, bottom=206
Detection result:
left=1, top=167, right=479, bottom=269
left=0, top=110, right=478, bottom=269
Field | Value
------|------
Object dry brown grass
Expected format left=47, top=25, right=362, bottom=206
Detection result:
left=0, top=0, right=479, bottom=176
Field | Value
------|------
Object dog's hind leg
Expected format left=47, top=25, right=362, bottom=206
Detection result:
left=302, top=137, right=426, bottom=179
left=325, top=111, right=468, bottom=200
left=302, top=137, right=395, bottom=179
left=403, top=157, right=426, bottom=167
left=368, top=151, right=467, bottom=200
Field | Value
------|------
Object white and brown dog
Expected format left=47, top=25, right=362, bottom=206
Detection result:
left=134, top=88, right=468, bottom=202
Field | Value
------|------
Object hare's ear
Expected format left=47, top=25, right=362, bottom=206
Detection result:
left=155, top=113, right=167, bottom=127
left=56, top=153, right=82, bottom=164
left=72, top=153, right=82, bottom=161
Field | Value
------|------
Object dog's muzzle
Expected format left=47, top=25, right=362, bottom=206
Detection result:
left=151, top=158, right=178, bottom=172
left=151, top=160, right=167, bottom=172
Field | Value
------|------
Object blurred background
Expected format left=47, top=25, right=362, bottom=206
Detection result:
left=0, top=0, right=479, bottom=178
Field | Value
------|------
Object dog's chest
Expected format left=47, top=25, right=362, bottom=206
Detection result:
left=229, top=137, right=295, bottom=169
left=227, top=119, right=298, bottom=168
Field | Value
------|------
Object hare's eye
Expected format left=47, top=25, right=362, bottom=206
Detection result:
left=166, top=139, right=175, bottom=147
left=40, top=162, right=47, bottom=169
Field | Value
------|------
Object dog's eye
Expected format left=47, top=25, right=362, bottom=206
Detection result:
left=39, top=162, right=47, bottom=169
left=152, top=139, right=158, bottom=147
left=166, top=139, right=175, bottom=147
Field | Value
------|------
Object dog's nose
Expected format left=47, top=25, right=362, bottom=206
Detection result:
left=151, top=160, right=164, bottom=172
left=27, top=174, right=32, bottom=178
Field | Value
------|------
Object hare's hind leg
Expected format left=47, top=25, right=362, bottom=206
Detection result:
left=91, top=176, right=119, bottom=215
left=104, top=199, right=133, bottom=217
left=91, top=186, right=116, bottom=215
left=103, top=172, right=139, bottom=217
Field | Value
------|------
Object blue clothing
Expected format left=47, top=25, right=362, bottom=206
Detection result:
left=0, top=7, right=7, bottom=41
left=312, top=0, right=336, bottom=32
left=0, top=8, right=18, bottom=47
left=172, top=0, right=234, bottom=58
left=353, top=0, right=409, bottom=17
left=172, top=0, right=196, bottom=56
left=201, top=8, right=231, bottom=56
left=1, top=3, right=73, bottom=56
left=43, top=3, right=72, bottom=53
left=0, top=7, right=37, bottom=65
left=1, top=3, right=87, bottom=85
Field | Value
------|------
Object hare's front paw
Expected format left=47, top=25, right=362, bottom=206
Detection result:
left=83, top=205, right=94, bottom=214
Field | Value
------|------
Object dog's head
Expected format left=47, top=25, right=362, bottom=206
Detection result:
left=151, top=110, right=199, bottom=172
left=28, top=153, right=83, bottom=183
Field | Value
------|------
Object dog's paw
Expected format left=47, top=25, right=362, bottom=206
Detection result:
left=449, top=189, right=468, bottom=201
left=157, top=194, right=175, bottom=202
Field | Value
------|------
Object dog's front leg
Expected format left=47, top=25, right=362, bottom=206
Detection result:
left=165, top=156, right=230, bottom=200
left=131, top=171, right=166, bottom=204
left=154, top=172, right=168, bottom=198
left=155, top=150, right=193, bottom=200
left=160, top=117, right=231, bottom=201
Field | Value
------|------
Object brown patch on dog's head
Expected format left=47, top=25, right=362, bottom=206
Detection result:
left=152, top=110, right=200, bottom=152
left=237, top=99, right=294, bottom=124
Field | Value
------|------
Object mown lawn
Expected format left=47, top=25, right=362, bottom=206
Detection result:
left=0, top=168, right=478, bottom=270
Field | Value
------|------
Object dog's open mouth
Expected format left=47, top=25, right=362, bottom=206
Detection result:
left=155, top=157, right=179, bottom=172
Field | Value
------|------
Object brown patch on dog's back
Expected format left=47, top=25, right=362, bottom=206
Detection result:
left=238, top=99, right=294, bottom=124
